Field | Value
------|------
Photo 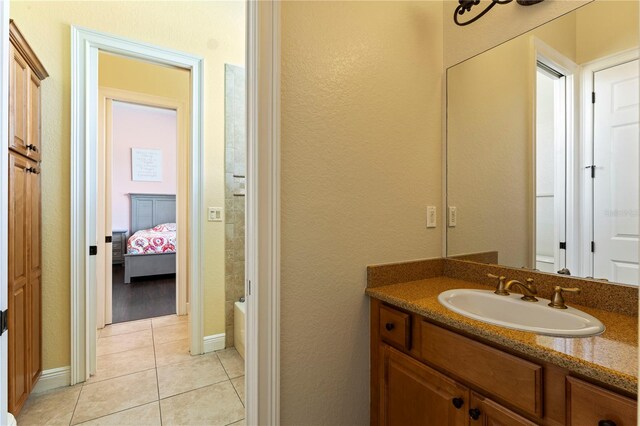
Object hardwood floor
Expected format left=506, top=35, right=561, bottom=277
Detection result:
left=112, top=265, right=176, bottom=323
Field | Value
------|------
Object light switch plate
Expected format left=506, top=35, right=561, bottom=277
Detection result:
left=427, top=206, right=437, bottom=228
left=208, top=207, right=223, bottom=222
left=448, top=206, right=457, bottom=227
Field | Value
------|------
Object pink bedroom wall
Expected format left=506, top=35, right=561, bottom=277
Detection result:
left=112, top=101, right=177, bottom=231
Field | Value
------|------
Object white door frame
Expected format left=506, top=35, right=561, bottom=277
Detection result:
left=580, top=48, right=639, bottom=278
left=70, top=27, right=205, bottom=383
left=246, top=1, right=281, bottom=424
left=532, top=37, right=578, bottom=274
left=0, top=0, right=10, bottom=424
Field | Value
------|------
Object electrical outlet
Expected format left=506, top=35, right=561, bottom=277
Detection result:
left=208, top=207, right=223, bottom=222
left=427, top=206, right=437, bottom=228
left=448, top=206, right=457, bottom=227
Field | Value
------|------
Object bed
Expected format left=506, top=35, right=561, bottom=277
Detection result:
left=123, top=193, right=176, bottom=284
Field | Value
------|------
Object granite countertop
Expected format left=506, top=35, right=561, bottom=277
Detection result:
left=366, top=276, right=638, bottom=395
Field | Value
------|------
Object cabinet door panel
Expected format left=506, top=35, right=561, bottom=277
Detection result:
left=381, top=345, right=468, bottom=426
left=10, top=44, right=29, bottom=156
left=567, top=377, right=637, bottom=426
left=28, top=164, right=42, bottom=385
left=469, top=392, right=537, bottom=426
left=28, top=73, right=41, bottom=161
left=29, top=274, right=42, bottom=386
left=8, top=153, right=31, bottom=414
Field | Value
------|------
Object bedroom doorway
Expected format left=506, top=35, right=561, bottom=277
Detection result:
left=95, top=57, right=190, bottom=343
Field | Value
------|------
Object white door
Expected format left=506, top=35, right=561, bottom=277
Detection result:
left=593, top=59, right=639, bottom=285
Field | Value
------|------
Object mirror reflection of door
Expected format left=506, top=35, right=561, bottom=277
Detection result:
left=535, top=62, right=567, bottom=274
left=592, top=59, right=639, bottom=285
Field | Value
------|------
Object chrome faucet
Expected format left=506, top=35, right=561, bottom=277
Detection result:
left=504, top=278, right=538, bottom=302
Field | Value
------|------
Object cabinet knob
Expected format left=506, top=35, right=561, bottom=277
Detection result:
left=26, top=144, right=38, bottom=152
left=598, top=421, right=616, bottom=426
left=469, top=408, right=481, bottom=420
left=452, top=397, right=464, bottom=409
left=385, top=323, right=395, bottom=331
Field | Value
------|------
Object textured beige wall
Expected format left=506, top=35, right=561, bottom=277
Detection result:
left=281, top=1, right=443, bottom=423
left=10, top=1, right=245, bottom=370
left=443, top=0, right=590, bottom=67
left=447, top=36, right=533, bottom=267
left=576, top=0, right=639, bottom=64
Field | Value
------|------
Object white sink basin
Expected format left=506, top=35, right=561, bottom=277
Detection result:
left=438, top=289, right=605, bottom=337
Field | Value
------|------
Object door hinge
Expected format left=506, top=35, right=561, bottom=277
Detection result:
left=591, top=241, right=595, bottom=253
left=592, top=91, right=596, bottom=103
left=0, top=309, right=8, bottom=336
left=586, top=165, right=596, bottom=178
left=559, top=241, right=567, bottom=250
left=105, top=236, right=112, bottom=243
left=89, top=245, right=98, bottom=256
left=248, top=280, right=252, bottom=296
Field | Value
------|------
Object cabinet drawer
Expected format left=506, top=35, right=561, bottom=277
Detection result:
left=421, top=321, right=542, bottom=417
left=567, top=377, right=637, bottom=426
left=379, top=305, right=410, bottom=351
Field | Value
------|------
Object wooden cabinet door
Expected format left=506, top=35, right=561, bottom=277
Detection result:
left=8, top=152, right=31, bottom=414
left=9, top=44, right=29, bottom=157
left=27, top=163, right=42, bottom=386
left=380, top=344, right=469, bottom=426
left=468, top=392, right=537, bottom=426
left=27, top=72, right=41, bottom=161
left=567, top=377, right=637, bottom=426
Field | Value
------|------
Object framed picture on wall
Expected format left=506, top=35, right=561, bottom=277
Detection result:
left=131, top=148, right=163, bottom=182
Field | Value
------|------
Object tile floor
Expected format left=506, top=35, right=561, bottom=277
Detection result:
left=16, top=315, right=246, bottom=426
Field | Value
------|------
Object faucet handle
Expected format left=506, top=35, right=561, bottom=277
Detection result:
left=548, top=286, right=581, bottom=309
left=487, top=274, right=508, bottom=295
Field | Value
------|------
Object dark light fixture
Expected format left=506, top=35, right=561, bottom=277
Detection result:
left=454, top=0, right=545, bottom=26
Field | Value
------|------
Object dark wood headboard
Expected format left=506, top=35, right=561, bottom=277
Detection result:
left=129, top=193, right=176, bottom=234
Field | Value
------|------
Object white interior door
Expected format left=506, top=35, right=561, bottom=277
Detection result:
left=593, top=59, right=639, bottom=285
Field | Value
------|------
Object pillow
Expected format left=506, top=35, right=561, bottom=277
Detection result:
left=152, top=222, right=177, bottom=232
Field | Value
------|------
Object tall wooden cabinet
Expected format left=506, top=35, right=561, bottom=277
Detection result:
left=7, top=20, right=47, bottom=416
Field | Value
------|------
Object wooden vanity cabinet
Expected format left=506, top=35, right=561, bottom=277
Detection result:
left=7, top=21, right=47, bottom=416
left=371, top=300, right=637, bottom=426
left=380, top=344, right=469, bottom=426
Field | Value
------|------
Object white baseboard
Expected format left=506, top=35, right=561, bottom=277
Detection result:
left=33, top=366, right=71, bottom=394
left=203, top=333, right=226, bottom=353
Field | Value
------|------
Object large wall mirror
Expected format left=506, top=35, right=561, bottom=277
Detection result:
left=446, top=0, right=639, bottom=286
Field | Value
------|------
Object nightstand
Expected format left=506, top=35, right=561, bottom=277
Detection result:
left=112, top=230, right=128, bottom=264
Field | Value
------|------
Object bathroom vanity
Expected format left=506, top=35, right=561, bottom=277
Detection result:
left=367, top=260, right=637, bottom=426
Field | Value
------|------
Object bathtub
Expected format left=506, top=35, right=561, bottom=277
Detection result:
left=234, top=300, right=245, bottom=359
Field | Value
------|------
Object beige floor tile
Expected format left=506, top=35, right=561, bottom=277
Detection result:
left=71, top=369, right=158, bottom=425
left=160, top=381, right=245, bottom=426
left=230, top=376, right=245, bottom=406
left=99, top=319, right=151, bottom=338
left=228, top=419, right=246, bottom=426
left=154, top=338, right=191, bottom=367
left=152, top=322, right=188, bottom=345
left=97, top=329, right=153, bottom=356
left=151, top=314, right=187, bottom=329
left=17, top=385, right=82, bottom=426
left=76, top=402, right=161, bottom=426
left=217, top=348, right=245, bottom=379
left=87, top=346, right=156, bottom=383
left=157, top=352, right=228, bottom=399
